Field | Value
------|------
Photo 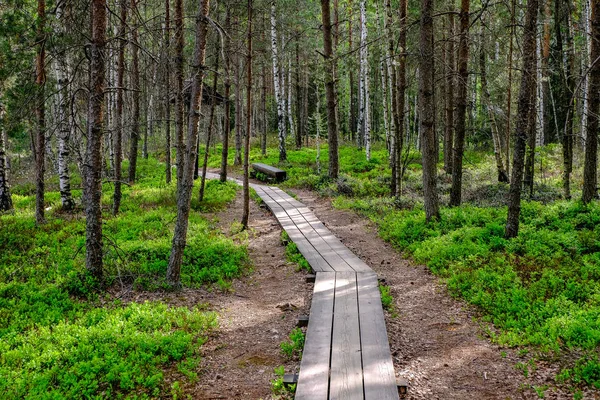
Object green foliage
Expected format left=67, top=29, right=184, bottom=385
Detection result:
left=282, top=231, right=311, bottom=272
left=270, top=365, right=296, bottom=398
left=379, top=284, right=393, bottom=311
left=0, top=301, right=217, bottom=399
left=280, top=327, right=305, bottom=360
left=0, top=158, right=246, bottom=398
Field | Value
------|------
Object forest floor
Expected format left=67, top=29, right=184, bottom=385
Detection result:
left=291, top=187, right=600, bottom=400
left=193, top=165, right=600, bottom=399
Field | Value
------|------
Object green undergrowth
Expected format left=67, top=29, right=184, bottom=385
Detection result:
left=281, top=231, right=311, bottom=272
left=335, top=196, right=600, bottom=389
left=280, top=327, right=305, bottom=360
left=0, top=157, right=247, bottom=398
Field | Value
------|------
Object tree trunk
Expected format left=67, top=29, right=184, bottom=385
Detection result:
left=583, top=0, right=600, bottom=204
left=199, top=50, right=220, bottom=202
left=85, top=0, right=107, bottom=280
left=35, top=0, right=46, bottom=225
left=174, top=0, right=185, bottom=187
left=234, top=47, right=243, bottom=166
left=419, top=0, right=440, bottom=222
left=128, top=0, right=140, bottom=184
left=54, top=1, right=75, bottom=211
left=220, top=6, right=231, bottom=182
left=262, top=62, right=268, bottom=155
left=321, top=0, right=339, bottom=179
left=348, top=1, right=357, bottom=142
left=480, top=23, right=508, bottom=183
left=295, top=33, right=302, bottom=150
left=541, top=0, right=552, bottom=144
left=113, top=0, right=127, bottom=215
left=241, top=0, right=253, bottom=229
left=395, top=0, right=408, bottom=197
left=449, top=0, right=470, bottom=207
left=167, top=0, right=211, bottom=288
left=164, top=0, right=172, bottom=184
left=505, top=0, right=516, bottom=176
left=0, top=109, right=13, bottom=212
left=271, top=1, right=286, bottom=162
left=444, top=6, right=455, bottom=174
left=385, top=0, right=399, bottom=195
left=563, top=0, right=575, bottom=199
left=505, top=0, right=538, bottom=238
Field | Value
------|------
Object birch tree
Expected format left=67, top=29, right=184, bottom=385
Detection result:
left=0, top=105, right=12, bottom=212
left=271, top=1, right=287, bottom=162
left=357, top=0, right=370, bottom=159
left=54, top=0, right=75, bottom=211
left=35, top=0, right=46, bottom=225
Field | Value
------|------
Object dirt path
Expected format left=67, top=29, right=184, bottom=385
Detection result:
left=290, top=188, right=595, bottom=400
left=193, top=191, right=310, bottom=399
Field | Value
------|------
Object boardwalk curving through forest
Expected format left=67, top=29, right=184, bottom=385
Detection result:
left=206, top=173, right=398, bottom=400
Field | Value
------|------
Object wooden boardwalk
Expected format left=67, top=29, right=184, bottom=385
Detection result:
left=206, top=173, right=399, bottom=399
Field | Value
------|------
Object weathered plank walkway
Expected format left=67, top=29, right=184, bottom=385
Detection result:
left=206, top=173, right=398, bottom=399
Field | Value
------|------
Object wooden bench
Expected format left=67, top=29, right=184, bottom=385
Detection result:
left=251, top=163, right=287, bottom=182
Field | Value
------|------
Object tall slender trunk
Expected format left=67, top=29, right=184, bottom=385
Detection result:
left=220, top=7, right=231, bottom=182
left=541, top=0, right=552, bottom=144
left=419, top=0, right=439, bottom=222
left=55, top=1, right=75, bottom=211
left=174, top=0, right=184, bottom=187
left=505, top=0, right=539, bottom=238
left=449, top=0, right=470, bottom=207
left=287, top=58, right=295, bottom=142
left=241, top=0, right=253, bottom=229
left=358, top=0, right=370, bottom=159
left=262, top=62, right=268, bottom=155
left=128, top=0, right=140, bottom=183
left=385, top=0, right=399, bottom=195
left=563, top=0, right=575, bottom=199
left=35, top=0, right=46, bottom=224
left=113, top=0, right=127, bottom=215
left=582, top=0, right=592, bottom=146
left=583, top=0, right=600, bottom=204
left=199, top=49, right=220, bottom=202
left=271, top=1, right=286, bottom=162
left=295, top=33, right=302, bottom=149
left=480, top=22, right=508, bottom=183
left=505, top=0, right=516, bottom=176
left=321, top=0, right=339, bottom=179
left=167, top=0, right=211, bottom=287
left=85, top=0, right=107, bottom=279
left=234, top=47, right=243, bottom=166
left=396, top=0, right=408, bottom=196
left=164, top=0, right=172, bottom=183
left=444, top=7, right=455, bottom=174
left=348, top=1, right=357, bottom=142
left=0, top=109, right=12, bottom=211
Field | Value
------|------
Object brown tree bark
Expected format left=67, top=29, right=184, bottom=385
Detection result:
left=449, top=0, right=470, bottom=207
left=164, top=0, right=172, bottom=184
left=562, top=0, right=575, bottom=199
left=174, top=0, right=185, bottom=188
left=583, top=0, right=600, bottom=204
left=419, top=0, right=440, bottom=222
left=128, top=0, right=140, bottom=184
left=113, top=0, right=127, bottom=215
left=444, top=6, right=455, bottom=175
left=505, top=0, right=539, bottom=238
left=321, top=0, right=339, bottom=180
left=167, top=0, right=211, bottom=287
left=395, top=0, right=408, bottom=197
left=85, top=0, right=107, bottom=279
left=35, top=0, right=46, bottom=225
left=199, top=50, right=220, bottom=202
left=295, top=32, right=302, bottom=150
left=505, top=0, right=516, bottom=176
left=241, top=0, right=253, bottom=229
left=220, top=6, right=232, bottom=182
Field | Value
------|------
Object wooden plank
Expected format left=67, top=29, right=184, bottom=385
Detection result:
left=295, top=272, right=336, bottom=400
left=252, top=163, right=287, bottom=182
left=330, top=271, right=364, bottom=400
left=357, top=273, right=399, bottom=400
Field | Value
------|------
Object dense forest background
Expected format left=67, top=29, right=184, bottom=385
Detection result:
left=2, top=0, right=600, bottom=398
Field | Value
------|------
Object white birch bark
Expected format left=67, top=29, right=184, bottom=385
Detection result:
left=271, top=1, right=286, bottom=160
left=287, top=57, right=295, bottom=140
left=54, top=1, right=75, bottom=210
left=0, top=107, right=12, bottom=211
left=582, top=0, right=591, bottom=143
